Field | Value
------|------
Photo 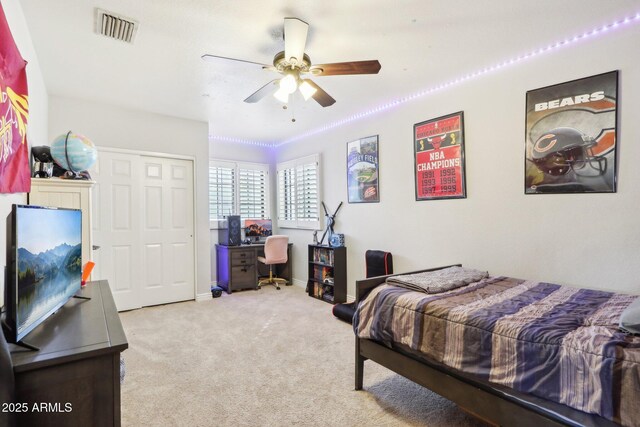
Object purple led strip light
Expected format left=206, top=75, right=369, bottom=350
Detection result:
left=210, top=12, right=640, bottom=148
left=278, top=12, right=640, bottom=146
left=208, top=135, right=275, bottom=147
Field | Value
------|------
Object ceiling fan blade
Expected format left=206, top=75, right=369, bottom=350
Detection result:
left=303, top=79, right=336, bottom=107
left=309, top=60, right=381, bottom=76
left=244, top=80, right=279, bottom=103
left=201, top=54, right=272, bottom=69
left=284, top=18, right=309, bottom=66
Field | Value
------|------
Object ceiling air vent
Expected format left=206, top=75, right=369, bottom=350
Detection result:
left=95, top=9, right=138, bottom=44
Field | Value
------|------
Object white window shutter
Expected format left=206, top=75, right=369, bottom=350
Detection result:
left=277, top=154, right=320, bottom=229
left=278, top=167, right=296, bottom=222
left=296, top=161, right=318, bottom=222
left=209, top=160, right=270, bottom=227
left=209, top=165, right=236, bottom=221
left=239, top=167, right=268, bottom=219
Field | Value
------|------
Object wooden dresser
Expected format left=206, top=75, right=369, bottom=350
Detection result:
left=10, top=281, right=127, bottom=427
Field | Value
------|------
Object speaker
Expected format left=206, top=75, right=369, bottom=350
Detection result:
left=218, top=215, right=241, bottom=246
left=211, top=285, right=223, bottom=298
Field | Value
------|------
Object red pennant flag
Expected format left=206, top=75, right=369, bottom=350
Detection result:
left=0, top=2, right=31, bottom=193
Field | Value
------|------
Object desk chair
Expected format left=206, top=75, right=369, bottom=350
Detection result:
left=257, top=235, right=289, bottom=290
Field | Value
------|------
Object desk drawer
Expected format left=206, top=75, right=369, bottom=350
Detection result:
left=231, top=265, right=256, bottom=288
left=231, top=251, right=255, bottom=265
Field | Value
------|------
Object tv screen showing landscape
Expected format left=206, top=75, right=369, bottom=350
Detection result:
left=15, top=206, right=82, bottom=338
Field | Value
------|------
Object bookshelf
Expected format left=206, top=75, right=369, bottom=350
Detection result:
left=307, top=244, right=346, bottom=304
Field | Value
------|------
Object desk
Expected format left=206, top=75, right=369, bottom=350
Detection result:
left=10, top=280, right=128, bottom=427
left=216, top=243, right=293, bottom=293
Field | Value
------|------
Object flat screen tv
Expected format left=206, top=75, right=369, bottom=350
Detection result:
left=244, top=219, right=272, bottom=241
left=2, top=205, right=82, bottom=346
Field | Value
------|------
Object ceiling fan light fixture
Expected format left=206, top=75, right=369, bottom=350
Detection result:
left=273, top=87, right=290, bottom=103
left=205, top=18, right=380, bottom=108
left=299, top=80, right=317, bottom=101
left=279, top=74, right=298, bottom=94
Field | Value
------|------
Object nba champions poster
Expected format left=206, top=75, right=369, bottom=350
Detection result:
left=525, top=71, right=618, bottom=194
left=347, top=135, right=379, bottom=203
left=414, top=111, right=466, bottom=200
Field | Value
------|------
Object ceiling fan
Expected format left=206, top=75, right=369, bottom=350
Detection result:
left=201, top=17, right=381, bottom=107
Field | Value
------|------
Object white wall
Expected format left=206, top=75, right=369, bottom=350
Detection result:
left=210, top=139, right=274, bottom=163
left=209, top=139, right=273, bottom=281
left=0, top=0, right=48, bottom=307
left=276, top=23, right=640, bottom=298
left=48, top=96, right=211, bottom=296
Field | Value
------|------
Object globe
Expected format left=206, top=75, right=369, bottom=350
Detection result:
left=50, top=132, right=97, bottom=173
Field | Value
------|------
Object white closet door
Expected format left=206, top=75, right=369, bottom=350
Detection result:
left=91, top=149, right=196, bottom=311
left=140, top=156, right=195, bottom=306
left=91, top=151, right=142, bottom=311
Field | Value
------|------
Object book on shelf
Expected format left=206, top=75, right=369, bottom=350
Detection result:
left=313, top=265, right=333, bottom=283
left=313, top=247, right=334, bottom=266
left=310, top=282, right=335, bottom=300
left=317, top=283, right=325, bottom=298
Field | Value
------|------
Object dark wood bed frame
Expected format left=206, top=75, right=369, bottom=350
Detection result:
left=354, top=265, right=620, bottom=427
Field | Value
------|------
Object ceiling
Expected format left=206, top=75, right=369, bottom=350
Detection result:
left=20, top=1, right=639, bottom=145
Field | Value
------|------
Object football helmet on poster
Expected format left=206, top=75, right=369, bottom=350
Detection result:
left=530, top=127, right=606, bottom=176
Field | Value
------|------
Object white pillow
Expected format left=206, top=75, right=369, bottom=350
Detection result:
left=620, top=297, right=640, bottom=335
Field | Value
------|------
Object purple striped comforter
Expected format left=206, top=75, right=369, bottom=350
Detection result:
left=353, top=276, right=640, bottom=425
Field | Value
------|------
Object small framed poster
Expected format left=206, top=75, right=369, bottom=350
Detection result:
left=414, top=111, right=466, bottom=201
left=347, top=135, right=379, bottom=203
left=525, top=71, right=618, bottom=194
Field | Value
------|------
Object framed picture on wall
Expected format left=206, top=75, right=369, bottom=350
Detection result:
left=525, top=70, right=618, bottom=194
left=347, top=135, right=380, bottom=203
left=414, top=111, right=466, bottom=201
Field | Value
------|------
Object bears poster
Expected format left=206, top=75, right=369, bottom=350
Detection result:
left=525, top=71, right=618, bottom=194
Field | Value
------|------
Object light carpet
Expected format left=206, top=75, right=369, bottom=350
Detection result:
left=120, top=284, right=483, bottom=426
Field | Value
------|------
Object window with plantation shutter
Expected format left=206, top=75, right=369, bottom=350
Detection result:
left=238, top=167, right=269, bottom=219
left=278, top=167, right=296, bottom=222
left=277, top=154, right=321, bottom=229
left=209, top=162, right=236, bottom=222
left=296, top=161, right=318, bottom=222
left=209, top=160, right=270, bottom=228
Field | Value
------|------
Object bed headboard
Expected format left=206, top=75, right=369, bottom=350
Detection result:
left=355, top=264, right=461, bottom=303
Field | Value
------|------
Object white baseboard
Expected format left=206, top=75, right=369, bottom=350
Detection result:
left=196, top=281, right=218, bottom=301
left=346, top=294, right=355, bottom=303
left=196, top=292, right=212, bottom=302
left=291, top=278, right=306, bottom=288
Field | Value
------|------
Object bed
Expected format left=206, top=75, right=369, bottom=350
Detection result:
left=353, top=265, right=640, bottom=427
